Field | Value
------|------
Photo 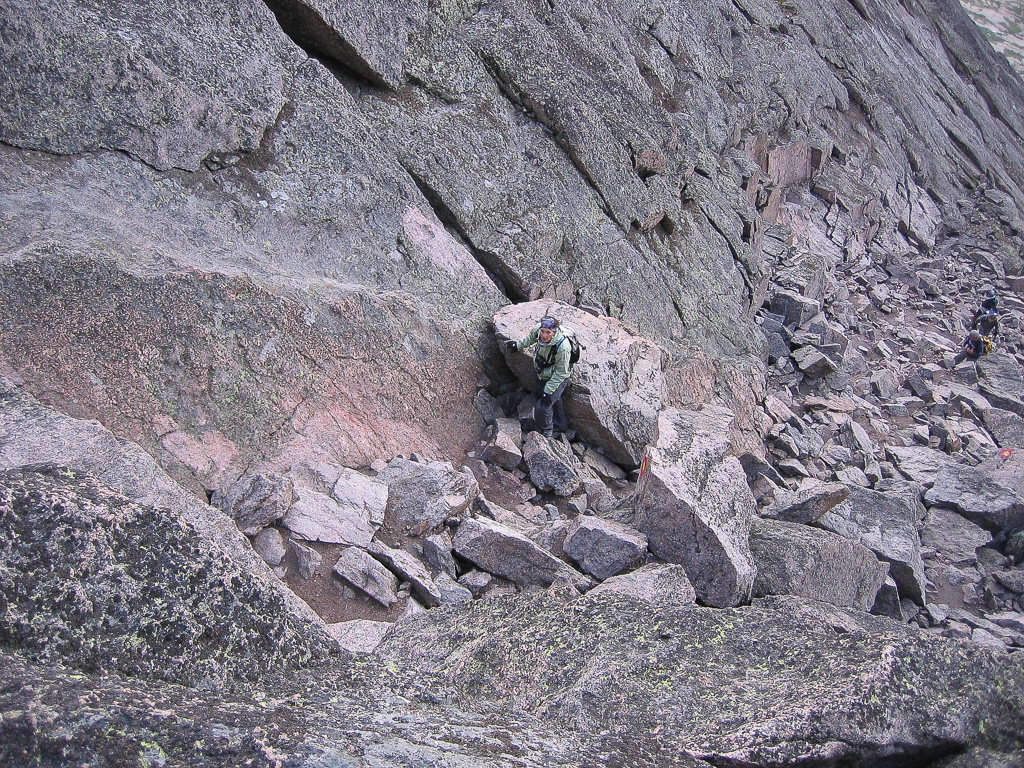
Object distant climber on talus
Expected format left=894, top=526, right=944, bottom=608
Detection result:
left=974, top=308, right=1000, bottom=340
left=971, top=288, right=998, bottom=327
left=505, top=315, right=578, bottom=438
left=952, top=329, right=986, bottom=366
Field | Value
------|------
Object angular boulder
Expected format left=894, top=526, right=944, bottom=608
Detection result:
left=923, top=464, right=1024, bottom=532
left=977, top=352, right=1024, bottom=416
left=495, top=301, right=664, bottom=466
left=633, top=407, right=756, bottom=607
left=211, top=472, right=294, bottom=536
left=587, top=563, right=696, bottom=606
left=920, top=506, right=993, bottom=564
left=751, top=519, right=889, bottom=611
left=762, top=482, right=850, bottom=524
left=562, top=516, right=647, bottom=581
left=480, top=417, right=524, bottom=471
left=452, top=516, right=592, bottom=592
left=375, top=457, right=478, bottom=535
left=886, top=445, right=960, bottom=486
left=522, top=431, right=582, bottom=497
left=367, top=539, right=442, bottom=607
left=817, top=485, right=927, bottom=604
left=332, top=546, right=399, bottom=607
left=282, top=464, right=387, bottom=547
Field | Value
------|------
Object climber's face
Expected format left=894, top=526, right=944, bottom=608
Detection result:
left=539, top=328, right=555, bottom=344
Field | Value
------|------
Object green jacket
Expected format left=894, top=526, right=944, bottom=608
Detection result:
left=514, top=324, right=573, bottom=395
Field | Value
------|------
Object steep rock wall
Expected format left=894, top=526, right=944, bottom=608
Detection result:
left=1, top=0, right=1023, bottom=490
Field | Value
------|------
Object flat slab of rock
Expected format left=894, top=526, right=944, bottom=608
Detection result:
left=885, top=445, right=959, bottom=486
left=634, top=407, right=756, bottom=607
left=283, top=485, right=381, bottom=547
left=817, top=485, right=927, bottom=604
left=587, top=563, right=696, bottom=606
left=332, top=546, right=399, bottom=607
left=289, top=538, right=323, bottom=580
left=368, top=540, right=441, bottom=607
left=751, top=519, right=889, bottom=611
left=978, top=353, right=1024, bottom=416
left=982, top=407, right=1024, bottom=448
left=325, top=619, right=392, bottom=654
left=495, top=301, right=664, bottom=466
left=923, top=464, right=1024, bottom=532
left=562, top=516, right=647, bottom=580
left=920, top=506, right=993, bottom=564
left=452, top=515, right=592, bottom=591
left=252, top=527, right=287, bottom=567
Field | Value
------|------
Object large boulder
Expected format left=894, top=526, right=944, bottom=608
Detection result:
left=920, top=506, right=993, bottom=564
left=210, top=472, right=294, bottom=536
left=751, top=519, right=889, bottom=611
left=452, top=515, right=592, bottom=592
left=923, top=464, right=1024, bottom=532
left=977, top=352, right=1024, bottom=416
left=282, top=464, right=386, bottom=547
left=495, top=301, right=665, bottom=466
left=886, top=445, right=960, bottom=486
left=522, top=431, right=582, bottom=497
left=633, top=407, right=756, bottom=607
left=562, top=516, right=648, bottom=581
left=0, top=465, right=333, bottom=688
left=375, top=457, right=478, bottom=536
left=817, top=485, right=928, bottom=604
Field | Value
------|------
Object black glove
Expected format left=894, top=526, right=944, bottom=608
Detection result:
left=504, top=340, right=518, bottom=351
left=538, top=393, right=552, bottom=407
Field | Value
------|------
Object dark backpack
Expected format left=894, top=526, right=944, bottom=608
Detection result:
left=559, top=326, right=583, bottom=366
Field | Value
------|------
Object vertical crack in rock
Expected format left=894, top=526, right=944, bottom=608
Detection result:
left=400, top=164, right=517, bottom=301
left=700, top=204, right=757, bottom=309
left=475, top=52, right=620, bottom=230
left=261, top=0, right=389, bottom=90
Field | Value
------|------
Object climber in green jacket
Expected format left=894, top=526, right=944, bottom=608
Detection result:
left=505, top=315, right=574, bottom=438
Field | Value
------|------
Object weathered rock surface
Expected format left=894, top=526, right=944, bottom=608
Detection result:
left=210, top=472, right=294, bottom=536
left=332, top=546, right=400, bottom=607
left=452, top=515, right=592, bottom=592
left=751, top=519, right=889, bottom=611
left=522, top=431, right=582, bottom=497
left=921, top=506, right=994, bottom=564
left=924, top=464, right=1024, bottom=532
left=378, top=593, right=1024, bottom=766
left=817, top=485, right=928, bottom=604
left=376, top=457, right=478, bottom=536
left=562, top=516, right=648, bottom=581
left=282, top=465, right=386, bottom=546
left=0, top=466, right=333, bottom=688
left=634, top=407, right=756, bottom=607
left=324, top=619, right=392, bottom=654
left=587, top=563, right=697, bottom=606
left=762, top=482, right=850, bottom=523
left=367, top=539, right=442, bottom=607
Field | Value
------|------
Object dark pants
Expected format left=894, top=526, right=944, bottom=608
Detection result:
left=953, top=350, right=981, bottom=366
left=534, top=375, right=569, bottom=434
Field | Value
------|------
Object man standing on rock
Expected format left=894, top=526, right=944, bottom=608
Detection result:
left=505, top=315, right=574, bottom=438
left=952, top=329, right=986, bottom=366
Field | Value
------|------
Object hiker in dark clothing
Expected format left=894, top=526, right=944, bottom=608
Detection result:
left=975, top=309, right=1000, bottom=339
left=953, top=329, right=985, bottom=366
left=505, top=315, right=574, bottom=438
left=971, top=289, right=998, bottom=326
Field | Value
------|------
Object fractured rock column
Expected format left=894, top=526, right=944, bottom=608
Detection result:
left=633, top=406, right=756, bottom=607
